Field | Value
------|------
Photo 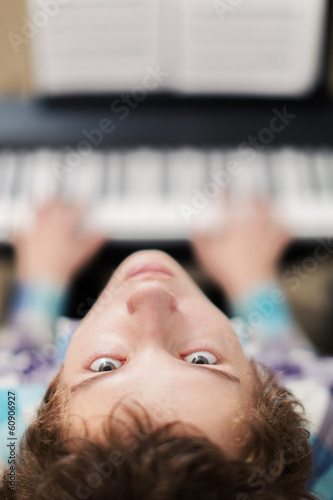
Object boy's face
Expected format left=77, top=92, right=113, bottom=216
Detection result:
left=63, top=250, right=254, bottom=456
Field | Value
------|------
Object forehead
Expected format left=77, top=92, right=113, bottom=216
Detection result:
left=67, top=371, right=251, bottom=455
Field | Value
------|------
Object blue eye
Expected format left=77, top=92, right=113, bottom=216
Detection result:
left=89, top=357, right=123, bottom=372
left=183, top=351, right=218, bottom=365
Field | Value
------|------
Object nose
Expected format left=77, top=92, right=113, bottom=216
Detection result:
left=126, top=282, right=178, bottom=315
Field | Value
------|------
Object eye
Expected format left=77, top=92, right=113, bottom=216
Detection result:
left=183, top=351, right=218, bottom=365
left=89, top=357, right=123, bottom=372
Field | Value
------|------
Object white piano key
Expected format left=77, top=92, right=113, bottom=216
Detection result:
left=176, top=149, right=223, bottom=232
left=281, top=149, right=327, bottom=235
left=0, top=151, right=16, bottom=238
left=93, top=151, right=126, bottom=234
left=89, top=152, right=105, bottom=203
left=269, top=151, right=285, bottom=202
left=105, top=152, right=123, bottom=201
left=270, top=150, right=299, bottom=229
left=297, top=152, right=315, bottom=201
left=308, top=150, right=333, bottom=232
left=312, top=151, right=332, bottom=200
left=252, top=152, right=270, bottom=201
left=0, top=151, right=10, bottom=197
left=185, top=149, right=208, bottom=190
left=122, top=152, right=139, bottom=201
left=2, top=152, right=31, bottom=238
left=10, top=153, right=33, bottom=233
left=164, top=151, right=184, bottom=200
left=230, top=151, right=260, bottom=201
left=0, top=152, right=9, bottom=197
left=121, top=147, right=181, bottom=234
left=208, top=150, right=224, bottom=175
left=275, top=149, right=300, bottom=199
left=137, top=149, right=166, bottom=200
left=298, top=151, right=329, bottom=234
left=207, top=150, right=229, bottom=203
left=59, top=150, right=83, bottom=203
left=16, top=152, right=35, bottom=201
left=74, top=153, right=103, bottom=205
left=323, top=150, right=333, bottom=197
left=274, top=149, right=314, bottom=235
left=326, top=156, right=333, bottom=196
left=97, top=152, right=109, bottom=199
left=166, top=149, right=207, bottom=203
left=1, top=152, right=17, bottom=201
left=224, top=150, right=244, bottom=202
left=31, top=149, right=61, bottom=206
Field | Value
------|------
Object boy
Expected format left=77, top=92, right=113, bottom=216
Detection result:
left=0, top=202, right=332, bottom=499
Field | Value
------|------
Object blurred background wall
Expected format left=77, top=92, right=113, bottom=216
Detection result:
left=0, top=1, right=32, bottom=96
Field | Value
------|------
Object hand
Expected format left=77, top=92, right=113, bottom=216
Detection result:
left=191, top=201, right=292, bottom=299
left=14, top=200, right=106, bottom=286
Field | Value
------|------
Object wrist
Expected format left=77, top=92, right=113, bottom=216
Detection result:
left=230, top=280, right=295, bottom=342
left=16, top=267, right=71, bottom=288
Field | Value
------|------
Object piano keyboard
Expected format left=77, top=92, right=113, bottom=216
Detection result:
left=0, top=147, right=332, bottom=241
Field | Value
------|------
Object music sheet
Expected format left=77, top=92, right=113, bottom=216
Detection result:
left=28, top=0, right=160, bottom=94
left=27, top=0, right=327, bottom=96
left=173, top=0, right=327, bottom=95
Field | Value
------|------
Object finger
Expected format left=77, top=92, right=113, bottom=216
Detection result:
left=191, top=234, right=214, bottom=263
left=268, top=222, right=294, bottom=250
left=80, top=234, right=107, bottom=260
left=58, top=203, right=87, bottom=233
left=191, top=232, right=212, bottom=250
left=39, top=196, right=66, bottom=214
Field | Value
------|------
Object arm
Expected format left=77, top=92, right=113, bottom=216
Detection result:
left=1, top=201, right=105, bottom=353
left=192, top=201, right=333, bottom=487
left=191, top=201, right=313, bottom=351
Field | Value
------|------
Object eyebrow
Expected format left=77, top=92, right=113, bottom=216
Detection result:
left=70, top=365, right=240, bottom=394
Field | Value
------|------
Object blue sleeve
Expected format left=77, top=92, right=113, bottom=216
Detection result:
left=0, top=280, right=67, bottom=352
left=307, top=434, right=333, bottom=500
left=230, top=280, right=316, bottom=353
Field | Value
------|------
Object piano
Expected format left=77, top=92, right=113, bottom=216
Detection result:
left=0, top=96, right=333, bottom=242
left=1, top=144, right=333, bottom=241
left=1, top=0, right=332, bottom=241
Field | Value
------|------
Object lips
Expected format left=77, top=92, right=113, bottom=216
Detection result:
left=125, top=263, right=174, bottom=280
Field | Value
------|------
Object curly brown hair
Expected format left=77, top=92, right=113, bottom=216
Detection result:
left=0, top=362, right=319, bottom=500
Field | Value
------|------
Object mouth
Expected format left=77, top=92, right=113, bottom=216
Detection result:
left=125, top=263, right=175, bottom=280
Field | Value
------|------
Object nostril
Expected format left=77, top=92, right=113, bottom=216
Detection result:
left=169, top=294, right=178, bottom=312
left=126, top=300, right=135, bottom=314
